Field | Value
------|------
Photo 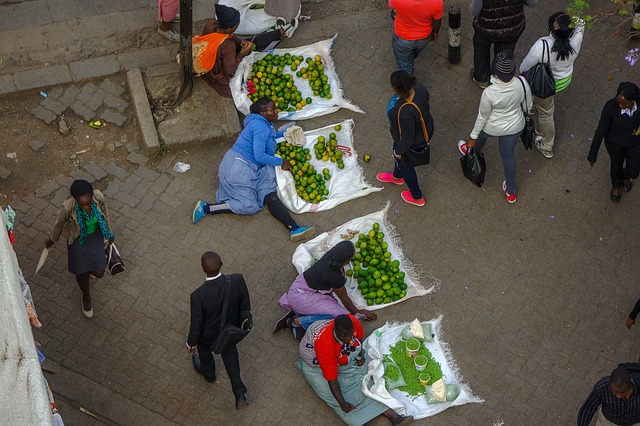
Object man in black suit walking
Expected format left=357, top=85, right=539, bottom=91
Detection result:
left=187, top=251, right=252, bottom=409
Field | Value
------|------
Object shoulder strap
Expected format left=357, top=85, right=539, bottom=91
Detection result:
left=219, top=275, right=232, bottom=332
left=397, top=101, right=430, bottom=143
left=517, top=76, right=529, bottom=113
left=541, top=39, right=550, bottom=64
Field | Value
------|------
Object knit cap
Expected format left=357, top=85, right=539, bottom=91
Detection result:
left=215, top=4, right=240, bottom=29
left=492, top=52, right=516, bottom=82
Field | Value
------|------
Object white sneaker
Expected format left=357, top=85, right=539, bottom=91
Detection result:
left=158, top=28, right=180, bottom=43
left=534, top=136, right=554, bottom=158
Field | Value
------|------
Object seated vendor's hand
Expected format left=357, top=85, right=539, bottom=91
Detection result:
left=340, top=402, right=357, bottom=413
left=355, top=355, right=365, bottom=366
left=358, top=309, right=377, bottom=322
left=281, top=159, right=293, bottom=171
left=239, top=41, right=253, bottom=56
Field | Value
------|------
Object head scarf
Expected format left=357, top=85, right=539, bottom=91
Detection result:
left=303, top=241, right=356, bottom=290
left=215, top=4, right=240, bottom=29
left=492, top=52, right=515, bottom=83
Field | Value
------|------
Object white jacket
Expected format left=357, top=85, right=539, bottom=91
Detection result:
left=470, top=76, right=532, bottom=139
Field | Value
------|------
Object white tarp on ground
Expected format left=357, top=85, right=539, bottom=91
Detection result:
left=230, top=35, right=364, bottom=120
left=362, top=316, right=484, bottom=419
left=275, top=119, right=382, bottom=213
left=217, top=0, right=301, bottom=36
left=291, top=204, right=437, bottom=310
left=0, top=211, right=54, bottom=426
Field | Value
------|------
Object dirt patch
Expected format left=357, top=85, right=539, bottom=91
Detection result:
left=0, top=75, right=149, bottom=205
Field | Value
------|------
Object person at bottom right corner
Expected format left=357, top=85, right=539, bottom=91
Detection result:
left=587, top=82, right=640, bottom=203
left=519, top=12, right=585, bottom=159
left=578, top=365, right=640, bottom=426
left=459, top=52, right=532, bottom=204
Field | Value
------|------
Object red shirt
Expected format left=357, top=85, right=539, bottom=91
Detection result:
left=390, top=0, right=444, bottom=40
left=313, top=314, right=364, bottom=381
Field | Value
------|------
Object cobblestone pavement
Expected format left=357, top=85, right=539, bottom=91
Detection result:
left=4, top=0, right=640, bottom=425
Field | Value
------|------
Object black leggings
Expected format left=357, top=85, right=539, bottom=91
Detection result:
left=245, top=30, right=283, bottom=52
left=264, top=192, right=297, bottom=230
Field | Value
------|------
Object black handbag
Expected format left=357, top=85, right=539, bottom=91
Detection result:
left=522, top=39, right=556, bottom=99
left=517, top=77, right=535, bottom=150
left=105, top=243, right=125, bottom=275
left=397, top=100, right=431, bottom=168
left=460, top=148, right=486, bottom=187
left=212, top=276, right=252, bottom=354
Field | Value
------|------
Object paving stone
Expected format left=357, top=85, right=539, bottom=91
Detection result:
left=125, top=141, right=139, bottom=153
left=70, top=101, right=95, bottom=121
left=76, top=82, right=98, bottom=105
left=0, top=165, right=10, bottom=179
left=59, top=86, right=81, bottom=107
left=28, top=139, right=46, bottom=152
left=68, top=168, right=95, bottom=183
left=35, top=180, right=59, bottom=197
left=40, top=96, right=67, bottom=115
left=86, top=88, right=106, bottom=112
left=99, top=78, right=126, bottom=97
left=100, top=109, right=127, bottom=126
left=47, top=88, right=64, bottom=100
left=105, top=162, right=129, bottom=180
left=30, top=105, right=57, bottom=124
left=103, top=93, right=129, bottom=112
left=82, top=162, right=108, bottom=181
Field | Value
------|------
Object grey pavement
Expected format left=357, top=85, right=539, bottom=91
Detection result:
left=3, top=0, right=640, bottom=425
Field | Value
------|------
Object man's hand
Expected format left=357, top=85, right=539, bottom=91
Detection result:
left=187, top=345, right=197, bottom=355
left=627, top=318, right=635, bottom=329
left=430, top=31, right=439, bottom=42
left=44, top=238, right=54, bottom=249
left=340, top=402, right=357, bottom=413
left=589, top=160, right=595, bottom=167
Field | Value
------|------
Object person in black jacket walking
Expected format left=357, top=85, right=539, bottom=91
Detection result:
left=588, top=82, right=640, bottom=203
left=470, top=0, right=537, bottom=88
left=187, top=251, right=252, bottom=409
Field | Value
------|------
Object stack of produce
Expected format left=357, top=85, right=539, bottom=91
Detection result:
left=313, top=130, right=345, bottom=169
left=276, top=142, right=329, bottom=204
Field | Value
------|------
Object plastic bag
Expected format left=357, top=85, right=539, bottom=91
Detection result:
left=382, top=358, right=407, bottom=390
left=425, top=384, right=461, bottom=404
left=173, top=162, right=191, bottom=173
left=401, top=323, right=433, bottom=343
left=460, top=148, right=485, bottom=188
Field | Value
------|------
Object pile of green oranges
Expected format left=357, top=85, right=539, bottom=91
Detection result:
left=276, top=142, right=329, bottom=204
left=345, top=223, right=408, bottom=306
left=313, top=127, right=344, bottom=170
left=297, top=55, right=332, bottom=99
left=247, top=53, right=333, bottom=112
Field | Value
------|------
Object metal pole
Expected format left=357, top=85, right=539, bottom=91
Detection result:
left=448, top=4, right=461, bottom=64
left=173, top=0, right=193, bottom=108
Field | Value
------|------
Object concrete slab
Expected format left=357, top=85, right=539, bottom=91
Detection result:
left=0, top=75, right=16, bottom=95
left=126, top=68, right=160, bottom=154
left=69, top=55, right=121, bottom=81
left=14, top=64, right=72, bottom=91
left=146, top=75, right=241, bottom=148
left=0, top=0, right=51, bottom=32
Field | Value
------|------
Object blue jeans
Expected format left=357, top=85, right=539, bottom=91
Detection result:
left=475, top=131, right=520, bottom=194
left=298, top=314, right=334, bottom=330
left=392, top=33, right=430, bottom=76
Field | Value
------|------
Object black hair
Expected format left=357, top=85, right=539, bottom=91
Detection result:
left=334, top=314, right=354, bottom=333
left=250, top=97, right=273, bottom=114
left=617, top=82, right=640, bottom=102
left=390, top=70, right=416, bottom=97
left=69, top=179, right=93, bottom=198
left=548, top=12, right=576, bottom=61
left=610, top=367, right=632, bottom=389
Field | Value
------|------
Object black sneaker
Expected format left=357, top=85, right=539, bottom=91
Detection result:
left=273, top=310, right=296, bottom=333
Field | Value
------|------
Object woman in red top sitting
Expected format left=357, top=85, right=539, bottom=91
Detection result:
left=297, top=314, right=413, bottom=426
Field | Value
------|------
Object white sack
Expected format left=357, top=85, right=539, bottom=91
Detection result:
left=291, top=203, right=436, bottom=310
left=275, top=119, right=382, bottom=213
left=230, top=35, right=364, bottom=120
left=363, top=317, right=484, bottom=419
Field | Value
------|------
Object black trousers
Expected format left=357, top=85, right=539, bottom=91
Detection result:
left=472, top=31, right=519, bottom=83
left=198, top=343, right=246, bottom=396
left=605, top=141, right=640, bottom=188
left=244, top=30, right=282, bottom=52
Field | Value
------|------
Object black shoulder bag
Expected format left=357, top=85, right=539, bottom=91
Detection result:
left=397, top=101, right=431, bottom=168
left=518, top=77, right=535, bottom=150
left=212, top=276, right=252, bottom=354
left=522, top=39, right=556, bottom=99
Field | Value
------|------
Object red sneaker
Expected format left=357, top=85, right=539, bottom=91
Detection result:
left=401, top=190, right=425, bottom=206
left=376, top=172, right=404, bottom=185
left=457, top=140, right=468, bottom=156
left=502, top=181, right=516, bottom=204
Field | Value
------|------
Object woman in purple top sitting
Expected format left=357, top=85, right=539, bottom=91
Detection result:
left=192, top=97, right=315, bottom=242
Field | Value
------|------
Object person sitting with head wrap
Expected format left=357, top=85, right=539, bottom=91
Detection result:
left=274, top=241, right=378, bottom=340
left=195, top=4, right=285, bottom=98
